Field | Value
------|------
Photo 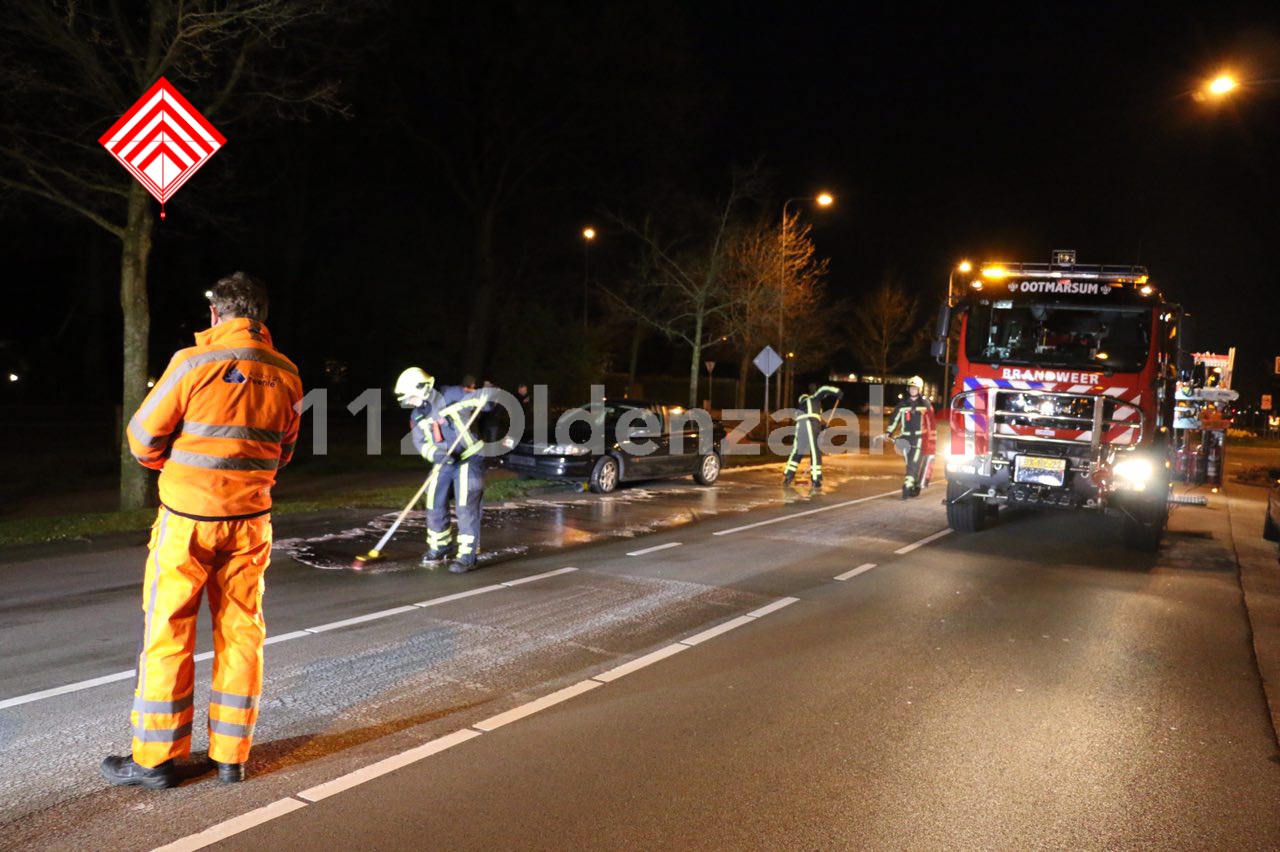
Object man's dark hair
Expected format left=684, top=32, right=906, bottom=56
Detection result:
left=461, top=374, right=477, bottom=389
left=208, top=272, right=269, bottom=321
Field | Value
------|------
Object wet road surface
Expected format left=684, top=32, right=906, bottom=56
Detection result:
left=2, top=455, right=1278, bottom=850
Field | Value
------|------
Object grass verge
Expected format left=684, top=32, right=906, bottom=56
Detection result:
left=0, top=477, right=558, bottom=548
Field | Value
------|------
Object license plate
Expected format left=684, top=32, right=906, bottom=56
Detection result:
left=1014, top=455, right=1067, bottom=487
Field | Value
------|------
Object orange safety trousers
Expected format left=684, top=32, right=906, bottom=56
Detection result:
left=131, top=508, right=272, bottom=768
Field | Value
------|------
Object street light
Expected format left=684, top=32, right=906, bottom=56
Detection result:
left=777, top=192, right=834, bottom=411
left=940, top=258, right=972, bottom=406
left=582, top=226, right=596, bottom=331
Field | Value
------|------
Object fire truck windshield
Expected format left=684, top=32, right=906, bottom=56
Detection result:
left=965, top=303, right=1152, bottom=372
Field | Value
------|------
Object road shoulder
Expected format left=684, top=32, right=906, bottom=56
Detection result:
left=1226, top=485, right=1280, bottom=750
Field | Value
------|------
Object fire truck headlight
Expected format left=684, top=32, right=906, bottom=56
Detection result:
left=1113, top=458, right=1154, bottom=489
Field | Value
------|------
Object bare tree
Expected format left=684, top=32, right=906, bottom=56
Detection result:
left=0, top=1, right=351, bottom=508
left=606, top=170, right=763, bottom=407
left=722, top=211, right=832, bottom=407
left=850, top=279, right=927, bottom=378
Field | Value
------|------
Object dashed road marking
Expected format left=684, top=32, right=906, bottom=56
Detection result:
left=834, top=562, right=877, bottom=581
left=626, top=542, right=683, bottom=557
left=712, top=490, right=899, bottom=536
left=472, top=680, right=602, bottom=731
left=295, top=728, right=482, bottom=803
left=894, top=528, right=952, bottom=555
left=151, top=797, right=309, bottom=852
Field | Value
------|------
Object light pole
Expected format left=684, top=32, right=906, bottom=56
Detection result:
left=777, top=192, right=833, bottom=412
left=581, top=226, right=596, bottom=332
left=940, top=259, right=972, bottom=405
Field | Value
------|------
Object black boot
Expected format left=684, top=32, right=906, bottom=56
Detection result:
left=811, top=476, right=823, bottom=490
left=100, top=755, right=178, bottom=790
left=782, top=471, right=795, bottom=485
left=448, top=555, right=477, bottom=574
left=209, top=758, right=245, bottom=783
left=902, top=484, right=910, bottom=500
left=420, top=549, right=450, bottom=568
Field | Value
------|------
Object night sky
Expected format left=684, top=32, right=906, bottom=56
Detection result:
left=2, top=2, right=1277, bottom=403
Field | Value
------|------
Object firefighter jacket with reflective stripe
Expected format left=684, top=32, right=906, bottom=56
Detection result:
left=796, top=385, right=843, bottom=421
left=888, top=395, right=937, bottom=452
left=410, top=386, right=496, bottom=463
left=127, top=318, right=303, bottom=519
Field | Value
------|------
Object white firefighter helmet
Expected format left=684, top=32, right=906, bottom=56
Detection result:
left=907, top=375, right=925, bottom=391
left=394, top=367, right=435, bottom=407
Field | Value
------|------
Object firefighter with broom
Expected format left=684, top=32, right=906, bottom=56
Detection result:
left=395, top=368, right=496, bottom=573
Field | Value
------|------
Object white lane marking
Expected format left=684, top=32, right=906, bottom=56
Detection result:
left=264, top=630, right=312, bottom=646
left=412, top=585, right=504, bottom=607
left=157, top=592, right=802, bottom=847
left=296, top=728, right=482, bottom=803
left=712, top=490, right=899, bottom=536
left=304, top=606, right=421, bottom=634
left=834, top=563, right=877, bottom=582
left=472, top=680, right=602, bottom=731
left=501, top=566, right=578, bottom=586
left=592, top=643, right=688, bottom=683
left=150, top=796, right=308, bottom=852
left=626, top=542, right=683, bottom=557
left=746, top=597, right=800, bottom=619
left=3, top=568, right=573, bottom=710
left=680, top=615, right=755, bottom=646
left=0, top=669, right=135, bottom=711
left=894, top=528, right=952, bottom=555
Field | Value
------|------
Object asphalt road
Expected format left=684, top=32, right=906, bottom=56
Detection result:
left=2, top=455, right=1278, bottom=851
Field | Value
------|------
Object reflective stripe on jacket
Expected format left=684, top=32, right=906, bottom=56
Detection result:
left=127, top=318, right=303, bottom=519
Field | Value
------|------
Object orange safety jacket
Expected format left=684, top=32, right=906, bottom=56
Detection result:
left=127, top=318, right=303, bottom=520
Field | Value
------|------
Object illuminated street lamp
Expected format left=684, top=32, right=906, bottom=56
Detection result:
left=777, top=192, right=834, bottom=410
left=940, top=259, right=973, bottom=405
left=1206, top=73, right=1238, bottom=97
left=582, top=226, right=596, bottom=331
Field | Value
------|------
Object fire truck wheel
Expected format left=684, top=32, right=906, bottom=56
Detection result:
left=1122, top=502, right=1167, bottom=552
left=946, top=480, right=987, bottom=533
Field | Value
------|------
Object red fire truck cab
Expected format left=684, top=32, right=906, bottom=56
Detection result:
left=934, top=252, right=1181, bottom=551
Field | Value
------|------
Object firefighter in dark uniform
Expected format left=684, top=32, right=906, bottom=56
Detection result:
left=396, top=368, right=496, bottom=574
left=783, top=384, right=843, bottom=488
left=885, top=375, right=936, bottom=499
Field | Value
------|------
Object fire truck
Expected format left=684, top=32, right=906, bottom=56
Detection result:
left=933, top=251, right=1181, bottom=551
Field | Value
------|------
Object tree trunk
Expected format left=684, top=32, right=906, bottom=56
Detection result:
left=463, top=205, right=498, bottom=378
left=688, top=313, right=703, bottom=408
left=118, top=182, right=155, bottom=510
left=736, top=354, right=749, bottom=408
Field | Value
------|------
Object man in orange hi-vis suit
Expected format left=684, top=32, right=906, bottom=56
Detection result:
left=101, top=272, right=302, bottom=789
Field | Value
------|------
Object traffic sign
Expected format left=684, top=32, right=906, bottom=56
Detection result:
left=1274, top=356, right=1280, bottom=375
left=705, top=360, right=716, bottom=373
left=753, top=346, right=782, bottom=377
left=1263, top=395, right=1273, bottom=411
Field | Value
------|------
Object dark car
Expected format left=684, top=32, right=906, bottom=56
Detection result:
left=496, top=399, right=725, bottom=493
left=1266, top=467, right=1280, bottom=542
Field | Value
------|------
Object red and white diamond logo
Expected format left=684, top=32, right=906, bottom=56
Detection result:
left=99, top=77, right=225, bottom=210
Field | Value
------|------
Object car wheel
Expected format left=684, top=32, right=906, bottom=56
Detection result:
left=693, top=452, right=721, bottom=486
left=589, top=455, right=619, bottom=494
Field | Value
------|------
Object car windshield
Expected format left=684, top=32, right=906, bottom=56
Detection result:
left=564, top=403, right=658, bottom=431
left=965, top=303, right=1152, bottom=372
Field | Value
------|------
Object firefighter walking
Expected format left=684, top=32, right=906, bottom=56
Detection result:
left=397, top=369, right=495, bottom=574
left=103, top=273, right=302, bottom=789
left=783, top=384, right=843, bottom=488
left=885, top=376, right=936, bottom=499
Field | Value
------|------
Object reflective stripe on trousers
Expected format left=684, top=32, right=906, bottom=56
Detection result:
left=785, top=419, right=821, bottom=476
left=132, top=508, right=271, bottom=767
left=425, top=459, right=484, bottom=556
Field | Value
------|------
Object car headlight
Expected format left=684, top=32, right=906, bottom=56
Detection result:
left=1113, top=457, right=1153, bottom=489
left=500, top=437, right=516, bottom=449
left=544, top=444, right=590, bottom=456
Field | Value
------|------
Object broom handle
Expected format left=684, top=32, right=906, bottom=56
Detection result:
left=370, top=402, right=485, bottom=553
